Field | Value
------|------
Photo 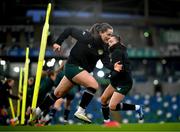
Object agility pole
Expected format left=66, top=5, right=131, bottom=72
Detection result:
left=8, top=98, right=15, bottom=119
left=21, top=47, right=29, bottom=124
left=17, top=68, right=23, bottom=122
left=30, top=3, right=52, bottom=119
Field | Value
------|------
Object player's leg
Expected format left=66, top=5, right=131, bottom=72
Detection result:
left=30, top=76, right=74, bottom=123
left=63, top=93, right=74, bottom=122
left=109, top=91, right=144, bottom=120
left=38, top=76, right=73, bottom=111
left=43, top=98, right=64, bottom=125
left=73, top=70, right=99, bottom=123
left=100, top=84, right=115, bottom=123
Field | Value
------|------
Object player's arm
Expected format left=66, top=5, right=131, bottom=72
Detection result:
left=101, top=48, right=123, bottom=72
left=101, top=50, right=114, bottom=71
left=109, top=49, right=124, bottom=79
left=112, top=49, right=125, bottom=71
left=53, top=27, right=88, bottom=51
left=55, top=27, right=88, bottom=45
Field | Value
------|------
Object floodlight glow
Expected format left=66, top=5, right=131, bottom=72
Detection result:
left=14, top=67, right=20, bottom=73
left=97, top=70, right=104, bottom=78
left=96, top=60, right=103, bottom=69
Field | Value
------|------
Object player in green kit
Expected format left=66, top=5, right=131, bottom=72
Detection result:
left=101, top=35, right=144, bottom=124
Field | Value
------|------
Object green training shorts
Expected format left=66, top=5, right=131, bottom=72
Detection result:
left=64, top=63, right=84, bottom=82
left=111, top=82, right=132, bottom=95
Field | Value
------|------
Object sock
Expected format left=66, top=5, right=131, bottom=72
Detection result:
left=64, top=109, right=70, bottom=120
left=43, top=108, right=57, bottom=125
left=39, top=92, right=58, bottom=111
left=101, top=104, right=110, bottom=120
left=25, top=114, right=30, bottom=124
left=49, top=108, right=57, bottom=117
left=79, top=87, right=96, bottom=109
left=114, top=103, right=136, bottom=111
left=42, top=109, right=50, bottom=117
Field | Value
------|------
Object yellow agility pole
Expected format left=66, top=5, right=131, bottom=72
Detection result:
left=17, top=68, right=23, bottom=120
left=30, top=3, right=51, bottom=119
left=8, top=98, right=15, bottom=119
left=21, top=48, right=29, bottom=125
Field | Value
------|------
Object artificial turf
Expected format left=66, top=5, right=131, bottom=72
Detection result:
left=0, top=123, right=180, bottom=132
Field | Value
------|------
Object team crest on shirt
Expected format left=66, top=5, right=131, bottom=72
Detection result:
left=78, top=66, right=83, bottom=70
left=117, top=87, right=122, bottom=91
left=98, top=49, right=103, bottom=55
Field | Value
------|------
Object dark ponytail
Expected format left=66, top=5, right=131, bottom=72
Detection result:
left=89, top=23, right=113, bottom=39
left=89, top=23, right=101, bottom=38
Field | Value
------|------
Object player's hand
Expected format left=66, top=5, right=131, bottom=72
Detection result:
left=114, top=61, right=123, bottom=72
left=53, top=43, right=61, bottom=52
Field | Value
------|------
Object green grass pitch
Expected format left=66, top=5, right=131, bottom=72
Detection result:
left=0, top=123, right=179, bottom=132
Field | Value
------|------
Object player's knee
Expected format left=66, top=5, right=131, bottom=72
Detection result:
left=109, top=103, right=117, bottom=111
left=54, top=89, right=63, bottom=98
left=101, top=95, right=108, bottom=105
